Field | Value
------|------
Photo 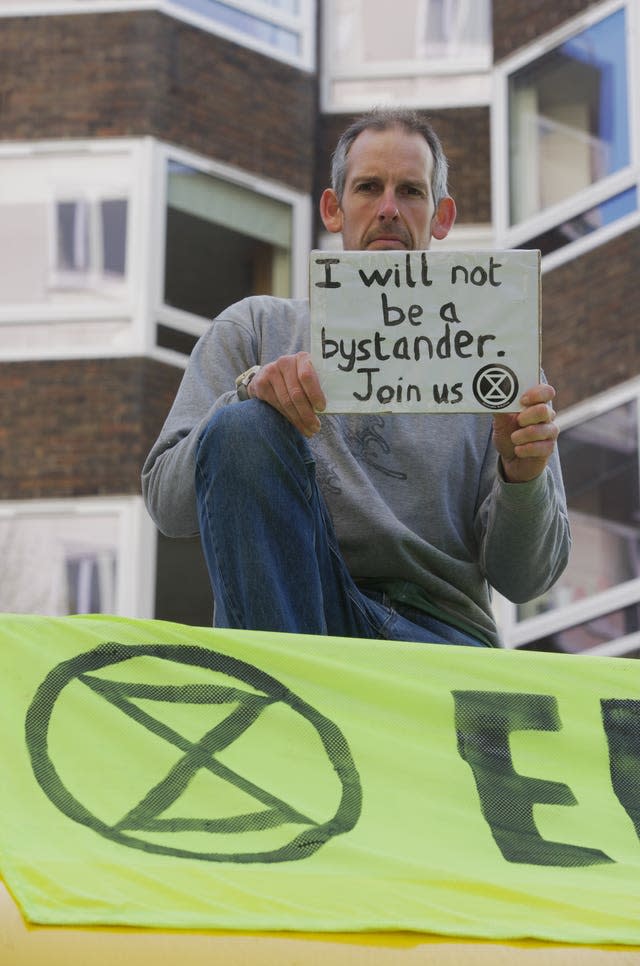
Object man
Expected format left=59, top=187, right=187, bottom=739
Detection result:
left=142, top=109, right=570, bottom=647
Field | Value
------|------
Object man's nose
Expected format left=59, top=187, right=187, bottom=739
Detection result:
left=378, top=190, right=399, bottom=220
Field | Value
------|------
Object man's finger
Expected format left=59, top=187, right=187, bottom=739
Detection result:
left=297, top=354, right=327, bottom=413
left=520, top=384, right=556, bottom=407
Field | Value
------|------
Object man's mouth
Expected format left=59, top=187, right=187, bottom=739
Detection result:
left=366, top=233, right=410, bottom=250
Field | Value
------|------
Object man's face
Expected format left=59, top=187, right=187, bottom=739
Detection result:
left=323, top=126, right=452, bottom=251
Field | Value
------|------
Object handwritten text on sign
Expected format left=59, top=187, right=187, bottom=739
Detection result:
left=309, top=250, right=541, bottom=413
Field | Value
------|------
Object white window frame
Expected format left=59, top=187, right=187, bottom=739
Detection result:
left=321, top=0, right=492, bottom=111
left=494, top=376, right=640, bottom=657
left=492, top=0, right=640, bottom=270
left=0, top=496, right=156, bottom=619
left=149, top=139, right=312, bottom=368
left=0, top=0, right=315, bottom=71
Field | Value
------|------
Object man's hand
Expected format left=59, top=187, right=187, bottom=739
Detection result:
left=248, top=351, right=327, bottom=437
left=492, top=384, right=559, bottom=484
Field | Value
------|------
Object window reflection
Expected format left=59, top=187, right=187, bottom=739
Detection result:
left=57, top=201, right=90, bottom=273
left=326, top=0, right=491, bottom=109
left=173, top=0, right=301, bottom=55
left=332, top=0, right=491, bottom=70
left=421, top=0, right=491, bottom=58
left=518, top=400, right=640, bottom=621
left=101, top=199, right=128, bottom=277
left=508, top=8, right=629, bottom=225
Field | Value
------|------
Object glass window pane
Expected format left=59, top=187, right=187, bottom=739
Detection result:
left=422, top=0, right=491, bottom=57
left=101, top=199, right=128, bottom=276
left=66, top=551, right=117, bottom=614
left=518, top=399, right=640, bottom=621
left=164, top=161, right=292, bottom=321
left=509, top=8, right=629, bottom=224
left=57, top=200, right=90, bottom=272
left=174, top=0, right=300, bottom=54
left=327, top=0, right=491, bottom=109
left=332, top=0, right=490, bottom=69
left=260, top=0, right=299, bottom=12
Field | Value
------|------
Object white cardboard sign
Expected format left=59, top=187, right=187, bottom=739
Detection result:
left=309, top=249, right=541, bottom=414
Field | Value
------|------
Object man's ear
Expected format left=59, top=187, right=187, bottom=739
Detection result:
left=431, top=196, right=456, bottom=240
left=319, top=188, right=344, bottom=234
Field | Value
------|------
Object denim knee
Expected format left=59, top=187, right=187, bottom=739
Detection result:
left=197, top=398, right=272, bottom=449
left=196, top=400, right=313, bottom=487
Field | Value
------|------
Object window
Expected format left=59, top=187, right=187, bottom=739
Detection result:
left=496, top=381, right=640, bottom=657
left=495, top=2, right=639, bottom=260
left=509, top=8, right=629, bottom=224
left=0, top=507, right=118, bottom=616
left=0, top=1, right=314, bottom=70
left=52, top=196, right=128, bottom=290
left=157, top=152, right=304, bottom=360
left=0, top=139, right=159, bottom=362
left=0, top=146, right=134, bottom=309
left=56, top=200, right=90, bottom=274
left=0, top=498, right=154, bottom=619
left=323, top=0, right=492, bottom=110
left=65, top=548, right=117, bottom=615
left=172, top=0, right=303, bottom=55
left=420, top=0, right=492, bottom=59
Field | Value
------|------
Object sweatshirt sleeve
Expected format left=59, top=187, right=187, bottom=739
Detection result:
left=475, top=443, right=571, bottom=604
left=141, top=307, right=259, bottom=538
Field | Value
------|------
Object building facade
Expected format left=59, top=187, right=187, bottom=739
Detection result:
left=0, top=0, right=638, bottom=656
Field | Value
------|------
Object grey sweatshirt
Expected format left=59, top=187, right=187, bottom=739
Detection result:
left=142, top=296, right=571, bottom=646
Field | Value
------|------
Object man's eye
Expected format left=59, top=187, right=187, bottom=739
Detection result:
left=402, top=185, right=424, bottom=197
left=356, top=182, right=377, bottom=192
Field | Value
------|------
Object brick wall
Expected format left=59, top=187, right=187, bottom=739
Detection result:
left=0, top=358, right=181, bottom=500
left=541, top=226, right=640, bottom=409
left=0, top=11, right=317, bottom=193
left=316, top=107, right=492, bottom=228
left=493, top=0, right=603, bottom=62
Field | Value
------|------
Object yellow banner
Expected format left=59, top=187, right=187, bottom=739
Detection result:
left=1, top=613, right=639, bottom=946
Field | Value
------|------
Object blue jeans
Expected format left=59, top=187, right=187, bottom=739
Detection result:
left=195, top=401, right=486, bottom=647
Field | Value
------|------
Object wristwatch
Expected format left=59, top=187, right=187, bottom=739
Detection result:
left=235, top=365, right=261, bottom=401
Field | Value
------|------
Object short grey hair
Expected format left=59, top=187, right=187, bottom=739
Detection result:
left=330, top=108, right=450, bottom=206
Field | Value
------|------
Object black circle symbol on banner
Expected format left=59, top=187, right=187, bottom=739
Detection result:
left=26, top=642, right=362, bottom=863
left=472, top=364, right=519, bottom=410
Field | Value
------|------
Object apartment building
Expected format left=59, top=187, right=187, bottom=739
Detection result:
left=0, top=0, right=638, bottom=656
